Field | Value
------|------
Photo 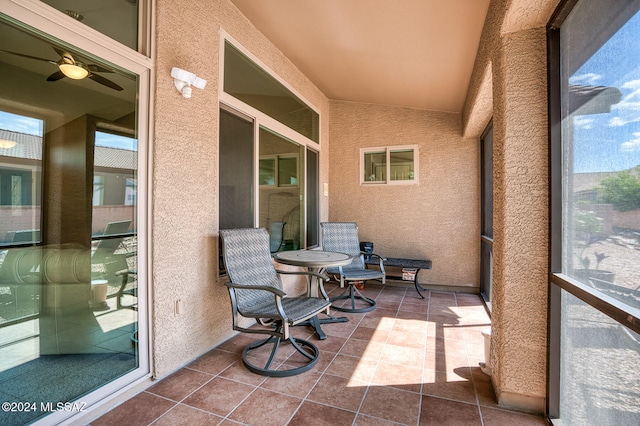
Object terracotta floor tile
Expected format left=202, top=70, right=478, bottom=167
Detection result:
left=421, top=370, right=477, bottom=404
left=91, top=391, right=175, bottom=426
left=187, top=349, right=240, bottom=375
left=480, top=406, right=548, bottom=425
left=420, top=395, right=482, bottom=425
left=426, top=335, right=467, bottom=354
left=182, top=376, right=255, bottom=417
left=353, top=413, right=399, bottom=425
left=147, top=368, right=213, bottom=401
left=288, top=400, right=356, bottom=426
left=326, top=353, right=377, bottom=383
left=322, top=318, right=359, bottom=339
left=219, top=359, right=269, bottom=386
left=395, top=308, right=429, bottom=322
left=380, top=343, right=425, bottom=369
left=215, top=333, right=257, bottom=354
left=371, top=361, right=423, bottom=393
left=260, top=369, right=322, bottom=398
left=359, top=385, right=421, bottom=425
left=339, top=337, right=385, bottom=360
left=228, top=387, right=302, bottom=426
left=386, top=329, right=427, bottom=349
left=307, top=334, right=347, bottom=353
left=350, top=325, right=390, bottom=343
left=307, top=374, right=368, bottom=411
left=153, top=403, right=224, bottom=425
left=359, top=313, right=396, bottom=331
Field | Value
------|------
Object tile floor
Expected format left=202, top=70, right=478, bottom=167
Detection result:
left=92, top=283, right=548, bottom=426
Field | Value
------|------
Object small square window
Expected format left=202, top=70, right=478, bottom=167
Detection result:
left=361, top=145, right=418, bottom=185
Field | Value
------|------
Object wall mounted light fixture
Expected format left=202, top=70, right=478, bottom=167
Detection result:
left=171, top=67, right=207, bottom=98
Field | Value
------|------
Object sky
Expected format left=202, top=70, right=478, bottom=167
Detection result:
left=0, top=110, right=137, bottom=151
left=569, top=9, right=640, bottom=173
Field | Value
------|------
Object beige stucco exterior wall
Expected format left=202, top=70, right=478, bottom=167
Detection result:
left=462, top=0, right=561, bottom=414
left=152, top=0, right=329, bottom=378
left=329, top=101, right=479, bottom=290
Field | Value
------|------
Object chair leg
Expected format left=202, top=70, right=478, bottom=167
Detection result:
left=330, top=283, right=376, bottom=313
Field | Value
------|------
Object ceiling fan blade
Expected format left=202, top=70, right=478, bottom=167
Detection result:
left=88, top=73, right=123, bottom=91
left=87, top=64, right=114, bottom=73
left=0, top=49, right=55, bottom=64
left=46, top=70, right=66, bottom=81
left=51, top=46, right=69, bottom=60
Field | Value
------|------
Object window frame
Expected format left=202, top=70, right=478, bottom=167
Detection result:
left=218, top=32, right=321, bottom=250
left=547, top=1, right=640, bottom=421
left=360, top=145, right=419, bottom=185
left=1, top=2, right=153, bottom=424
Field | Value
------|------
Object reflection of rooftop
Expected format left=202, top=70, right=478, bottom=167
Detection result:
left=569, top=84, right=622, bottom=115
left=0, top=129, right=137, bottom=170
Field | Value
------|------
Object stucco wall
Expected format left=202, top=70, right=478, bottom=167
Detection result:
left=152, top=0, right=329, bottom=378
left=462, top=0, right=561, bottom=414
left=329, top=101, right=479, bottom=290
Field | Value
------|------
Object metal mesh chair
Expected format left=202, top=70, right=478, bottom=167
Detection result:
left=321, top=222, right=385, bottom=313
left=220, top=228, right=331, bottom=377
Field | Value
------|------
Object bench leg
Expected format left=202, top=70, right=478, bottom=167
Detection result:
left=414, top=268, right=426, bottom=299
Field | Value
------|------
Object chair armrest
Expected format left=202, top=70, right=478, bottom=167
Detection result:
left=224, top=282, right=287, bottom=297
left=361, top=251, right=386, bottom=262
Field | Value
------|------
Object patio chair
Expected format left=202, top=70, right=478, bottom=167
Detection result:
left=220, top=227, right=332, bottom=376
left=321, top=222, right=385, bottom=313
left=269, top=221, right=286, bottom=253
left=92, top=220, right=134, bottom=307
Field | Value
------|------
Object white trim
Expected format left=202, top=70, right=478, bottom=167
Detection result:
left=360, top=145, right=420, bottom=185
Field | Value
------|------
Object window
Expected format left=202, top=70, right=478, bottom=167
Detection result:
left=549, top=1, right=640, bottom=424
left=0, top=8, right=148, bottom=424
left=223, top=41, right=319, bottom=143
left=39, top=0, right=143, bottom=51
left=361, top=145, right=418, bottom=184
left=220, top=37, right=321, bottom=255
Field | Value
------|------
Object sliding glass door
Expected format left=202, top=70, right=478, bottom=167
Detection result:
left=0, top=7, right=147, bottom=424
left=549, top=1, right=640, bottom=424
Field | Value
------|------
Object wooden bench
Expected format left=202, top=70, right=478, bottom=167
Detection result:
left=364, top=257, right=432, bottom=298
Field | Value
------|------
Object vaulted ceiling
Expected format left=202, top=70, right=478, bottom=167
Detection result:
left=230, top=0, right=491, bottom=113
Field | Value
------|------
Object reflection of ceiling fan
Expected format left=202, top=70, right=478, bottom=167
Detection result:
left=0, top=46, right=123, bottom=91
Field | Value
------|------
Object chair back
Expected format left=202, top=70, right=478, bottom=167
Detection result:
left=321, top=222, right=364, bottom=270
left=269, top=221, right=286, bottom=253
left=220, top=228, right=282, bottom=309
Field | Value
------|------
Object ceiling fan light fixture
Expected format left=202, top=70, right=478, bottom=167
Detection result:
left=59, top=63, right=89, bottom=80
left=0, top=139, right=17, bottom=149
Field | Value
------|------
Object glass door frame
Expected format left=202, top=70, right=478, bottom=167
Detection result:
left=2, top=2, right=153, bottom=424
left=480, top=121, right=494, bottom=311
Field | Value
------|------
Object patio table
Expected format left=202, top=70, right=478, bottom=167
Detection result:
left=273, top=249, right=352, bottom=339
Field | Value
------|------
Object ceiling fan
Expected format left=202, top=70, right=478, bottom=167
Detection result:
left=0, top=46, right=123, bottom=91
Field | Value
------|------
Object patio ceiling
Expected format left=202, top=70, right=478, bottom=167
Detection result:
left=230, top=0, right=491, bottom=113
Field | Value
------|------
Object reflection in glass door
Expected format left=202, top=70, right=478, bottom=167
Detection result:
left=0, top=17, right=140, bottom=425
left=259, top=127, right=304, bottom=252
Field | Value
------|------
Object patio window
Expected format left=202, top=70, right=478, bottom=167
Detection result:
left=361, top=145, right=418, bottom=184
left=220, top=37, right=321, bottom=256
left=549, top=1, right=640, bottom=424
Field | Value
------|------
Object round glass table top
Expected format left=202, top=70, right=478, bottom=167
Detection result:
left=273, top=250, right=352, bottom=268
